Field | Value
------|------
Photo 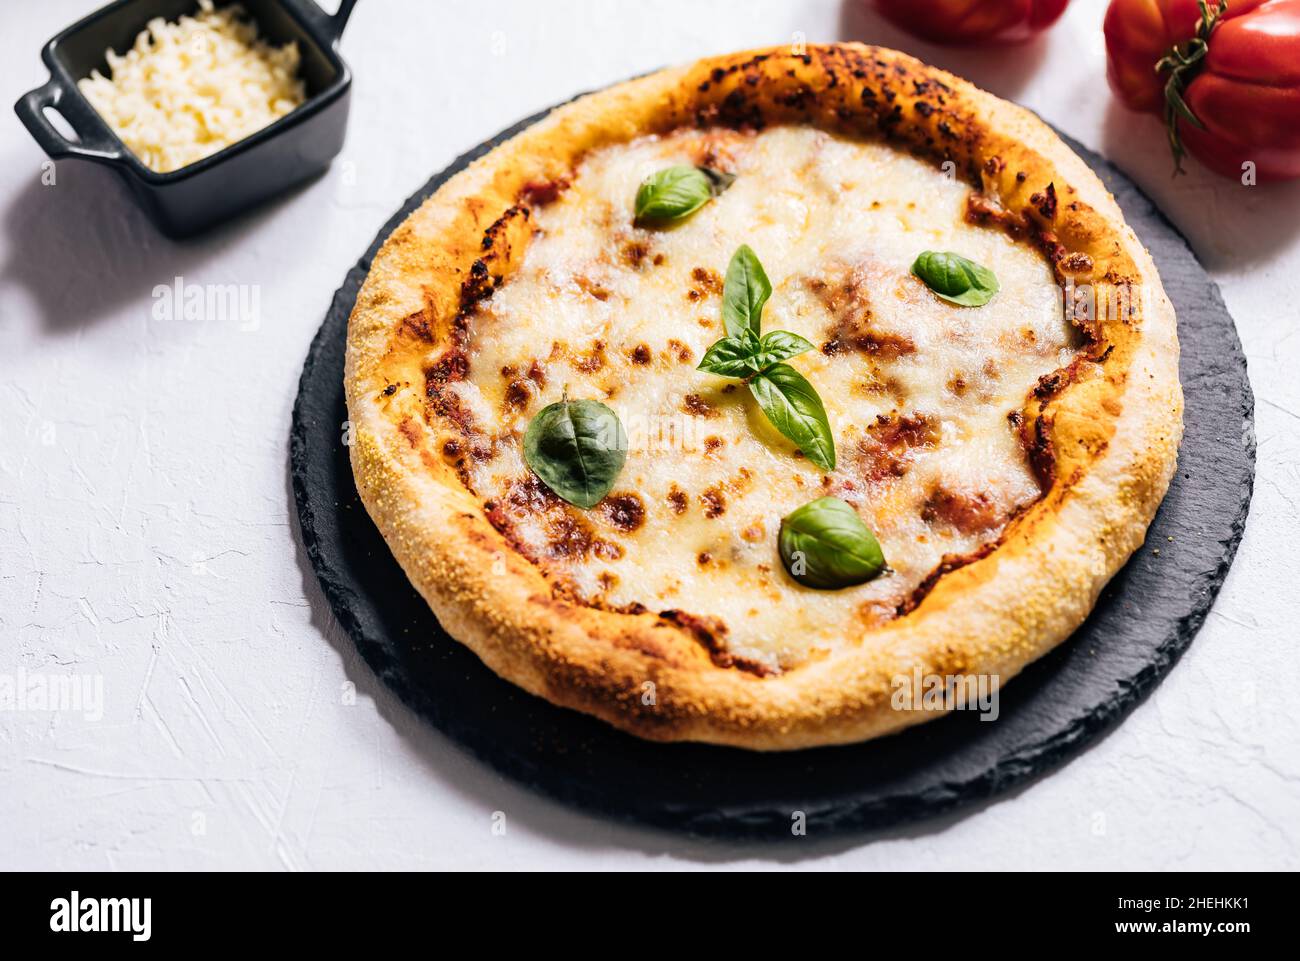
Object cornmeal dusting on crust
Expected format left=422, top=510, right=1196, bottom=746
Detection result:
left=438, top=125, right=1079, bottom=672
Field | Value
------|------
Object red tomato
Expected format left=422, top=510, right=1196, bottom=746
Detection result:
left=869, top=0, right=1071, bottom=45
left=1105, top=0, right=1300, bottom=181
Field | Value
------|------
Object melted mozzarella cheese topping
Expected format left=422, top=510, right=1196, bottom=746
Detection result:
left=449, top=125, right=1076, bottom=672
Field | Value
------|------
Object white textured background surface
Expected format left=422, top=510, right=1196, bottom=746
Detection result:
left=2, top=0, right=1297, bottom=871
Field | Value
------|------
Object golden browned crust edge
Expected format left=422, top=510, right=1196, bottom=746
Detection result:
left=344, top=44, right=1183, bottom=750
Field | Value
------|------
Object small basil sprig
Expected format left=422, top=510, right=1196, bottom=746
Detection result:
left=523, top=395, right=627, bottom=509
left=911, top=250, right=1000, bottom=307
left=697, top=246, right=835, bottom=472
left=697, top=329, right=816, bottom=377
left=634, top=165, right=735, bottom=226
left=779, top=496, right=886, bottom=590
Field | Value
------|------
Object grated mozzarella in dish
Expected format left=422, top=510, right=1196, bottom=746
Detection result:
left=77, top=0, right=306, bottom=174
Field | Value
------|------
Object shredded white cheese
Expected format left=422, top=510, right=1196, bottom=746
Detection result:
left=77, top=0, right=306, bottom=173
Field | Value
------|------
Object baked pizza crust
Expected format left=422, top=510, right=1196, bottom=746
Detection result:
left=344, top=44, right=1183, bottom=750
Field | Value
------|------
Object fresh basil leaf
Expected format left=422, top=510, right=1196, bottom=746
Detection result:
left=697, top=329, right=761, bottom=377
left=911, top=250, right=1000, bottom=307
left=748, top=362, right=836, bottom=472
left=634, top=166, right=730, bottom=226
left=523, top=397, right=627, bottom=509
left=779, top=496, right=886, bottom=590
left=722, top=244, right=772, bottom=338
left=752, top=330, right=814, bottom=368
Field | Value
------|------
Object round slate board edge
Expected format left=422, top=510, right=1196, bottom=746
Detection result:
left=290, top=105, right=1254, bottom=841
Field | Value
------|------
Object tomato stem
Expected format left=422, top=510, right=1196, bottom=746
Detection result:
left=1155, top=0, right=1227, bottom=175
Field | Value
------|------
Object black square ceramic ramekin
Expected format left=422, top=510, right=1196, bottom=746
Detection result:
left=15, top=0, right=357, bottom=238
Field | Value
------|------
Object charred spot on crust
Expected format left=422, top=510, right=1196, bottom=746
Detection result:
left=460, top=258, right=495, bottom=307
left=1030, top=182, right=1058, bottom=220
left=777, top=83, right=817, bottom=112
left=480, top=204, right=529, bottom=253
left=1033, top=367, right=1071, bottom=401
left=1010, top=408, right=1056, bottom=488
left=688, top=46, right=987, bottom=183
left=399, top=309, right=434, bottom=342
left=704, top=435, right=724, bottom=455
left=712, top=86, right=767, bottom=130
left=457, top=205, right=534, bottom=322
left=431, top=349, right=469, bottom=383
left=695, top=52, right=772, bottom=94
left=630, top=344, right=652, bottom=365
left=1062, top=251, right=1094, bottom=273
left=1033, top=349, right=1104, bottom=404
left=425, top=351, right=472, bottom=441
left=600, top=493, right=646, bottom=533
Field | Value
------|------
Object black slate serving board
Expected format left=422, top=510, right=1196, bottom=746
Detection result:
left=290, top=107, right=1254, bottom=840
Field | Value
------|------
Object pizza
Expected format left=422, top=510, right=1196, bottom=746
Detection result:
left=344, top=44, right=1183, bottom=750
